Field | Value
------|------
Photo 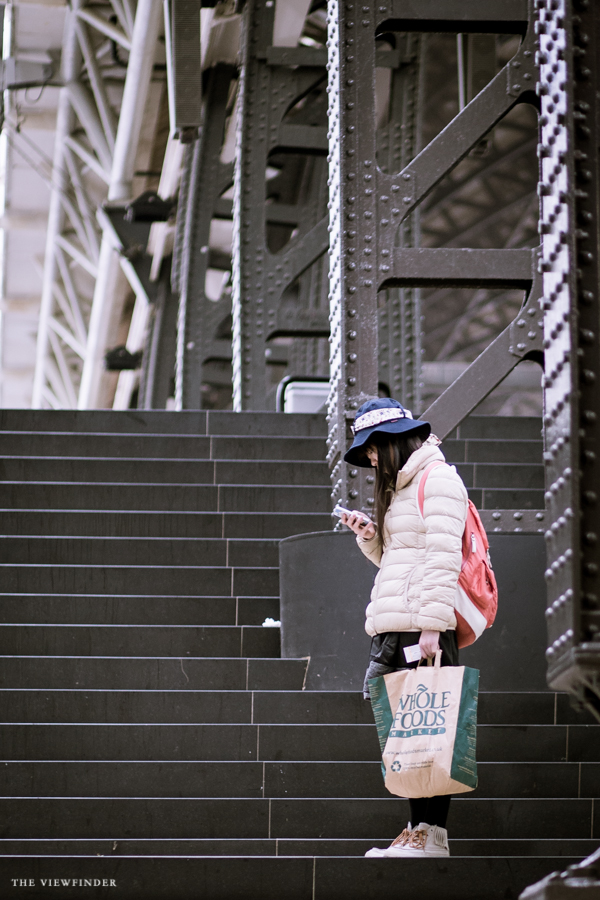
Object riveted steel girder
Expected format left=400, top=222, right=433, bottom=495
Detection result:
left=537, top=0, right=600, bottom=718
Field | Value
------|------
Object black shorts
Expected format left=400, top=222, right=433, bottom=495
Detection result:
left=368, top=630, right=459, bottom=669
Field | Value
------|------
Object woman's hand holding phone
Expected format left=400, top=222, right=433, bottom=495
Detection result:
left=341, top=510, right=377, bottom=540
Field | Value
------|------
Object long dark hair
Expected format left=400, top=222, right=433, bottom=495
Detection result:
left=366, top=430, right=426, bottom=553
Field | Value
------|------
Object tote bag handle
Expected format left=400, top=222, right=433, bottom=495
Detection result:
left=418, top=648, right=442, bottom=668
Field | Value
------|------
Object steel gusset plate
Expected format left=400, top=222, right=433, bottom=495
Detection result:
left=538, top=0, right=600, bottom=717
left=326, top=0, right=540, bottom=512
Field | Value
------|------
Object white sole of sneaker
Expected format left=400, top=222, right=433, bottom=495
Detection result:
left=364, top=848, right=387, bottom=858
left=385, top=848, right=449, bottom=858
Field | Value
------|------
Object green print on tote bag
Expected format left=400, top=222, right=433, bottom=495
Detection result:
left=369, top=651, right=479, bottom=797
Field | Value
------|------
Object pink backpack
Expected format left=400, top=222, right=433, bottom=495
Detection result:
left=417, top=461, right=498, bottom=649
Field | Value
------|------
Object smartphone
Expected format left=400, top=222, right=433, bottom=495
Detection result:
left=332, top=504, right=372, bottom=527
left=332, top=503, right=351, bottom=518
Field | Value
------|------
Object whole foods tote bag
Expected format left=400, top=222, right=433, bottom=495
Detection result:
left=369, top=651, right=479, bottom=797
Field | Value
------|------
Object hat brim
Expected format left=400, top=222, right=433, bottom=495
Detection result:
left=343, top=418, right=431, bottom=467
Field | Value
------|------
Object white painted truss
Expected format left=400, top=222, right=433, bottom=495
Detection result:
left=21, top=0, right=165, bottom=409
left=8, top=0, right=241, bottom=410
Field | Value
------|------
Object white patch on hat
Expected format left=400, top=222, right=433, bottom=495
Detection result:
left=351, top=407, right=413, bottom=434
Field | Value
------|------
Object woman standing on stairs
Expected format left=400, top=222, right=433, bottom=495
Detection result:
left=340, top=397, right=468, bottom=859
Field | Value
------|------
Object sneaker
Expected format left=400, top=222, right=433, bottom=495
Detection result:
left=364, top=824, right=413, bottom=858
left=384, top=822, right=449, bottom=858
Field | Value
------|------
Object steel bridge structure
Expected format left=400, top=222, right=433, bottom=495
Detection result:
left=2, top=0, right=600, bottom=715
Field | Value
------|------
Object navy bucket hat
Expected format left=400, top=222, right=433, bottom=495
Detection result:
left=343, top=398, right=431, bottom=468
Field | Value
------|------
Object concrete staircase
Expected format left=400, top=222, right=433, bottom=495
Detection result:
left=0, top=410, right=595, bottom=899
left=445, top=415, right=544, bottom=512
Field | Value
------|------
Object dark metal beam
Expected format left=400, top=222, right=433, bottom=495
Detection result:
left=265, top=47, right=327, bottom=68
left=382, top=0, right=528, bottom=34
left=265, top=45, right=403, bottom=69
left=138, top=267, right=179, bottom=410
left=175, top=64, right=237, bottom=409
left=384, top=248, right=533, bottom=290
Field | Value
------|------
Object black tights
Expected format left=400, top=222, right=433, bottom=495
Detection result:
left=409, top=795, right=451, bottom=829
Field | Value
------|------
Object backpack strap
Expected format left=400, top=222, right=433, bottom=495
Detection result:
left=417, top=460, right=446, bottom=521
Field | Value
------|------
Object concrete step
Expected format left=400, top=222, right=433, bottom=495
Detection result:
left=0, top=855, right=582, bottom=900
left=466, top=487, right=545, bottom=510
left=0, top=594, right=280, bottom=627
left=0, top=797, right=594, bottom=841
left=216, top=460, right=329, bottom=486
left=0, top=537, right=280, bottom=568
left=0, top=624, right=280, bottom=657
left=1, top=690, right=594, bottom=726
left=443, top=438, right=543, bottom=464
left=0, top=413, right=541, bottom=450
left=0, top=565, right=234, bottom=596
left=0, top=565, right=279, bottom=597
left=452, top=464, right=543, bottom=491
left=0, top=689, right=368, bottom=725
left=0, top=837, right=593, bottom=859
left=0, top=433, right=327, bottom=461
left=0, top=657, right=308, bottom=691
left=211, top=436, right=327, bottom=462
left=0, top=760, right=597, bottom=800
left=451, top=416, right=542, bottom=441
left=0, top=457, right=330, bottom=486
left=1, top=722, right=597, bottom=762
left=262, top=760, right=600, bottom=800
left=477, top=691, right=597, bottom=726
left=0, top=482, right=331, bottom=513
left=0, top=410, right=327, bottom=438
left=0, top=460, right=544, bottom=513
left=0, top=432, right=210, bottom=459
left=206, top=411, right=326, bottom=438
left=471, top=464, right=544, bottom=490
left=0, top=510, right=332, bottom=539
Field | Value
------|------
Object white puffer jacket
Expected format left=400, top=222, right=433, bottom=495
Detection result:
left=357, top=442, right=468, bottom=636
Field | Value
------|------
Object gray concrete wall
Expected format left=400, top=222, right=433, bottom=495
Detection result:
left=280, top=532, right=547, bottom=691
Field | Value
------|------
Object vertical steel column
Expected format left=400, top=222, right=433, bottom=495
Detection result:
left=377, top=34, right=423, bottom=409
left=326, top=0, right=380, bottom=514
left=539, top=0, right=600, bottom=715
left=231, top=2, right=329, bottom=410
left=138, top=266, right=178, bottom=411
left=176, top=64, right=236, bottom=410
left=232, top=0, right=275, bottom=411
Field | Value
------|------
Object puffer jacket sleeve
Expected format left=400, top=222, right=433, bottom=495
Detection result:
left=356, top=532, right=382, bottom=568
left=416, top=463, right=468, bottom=631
